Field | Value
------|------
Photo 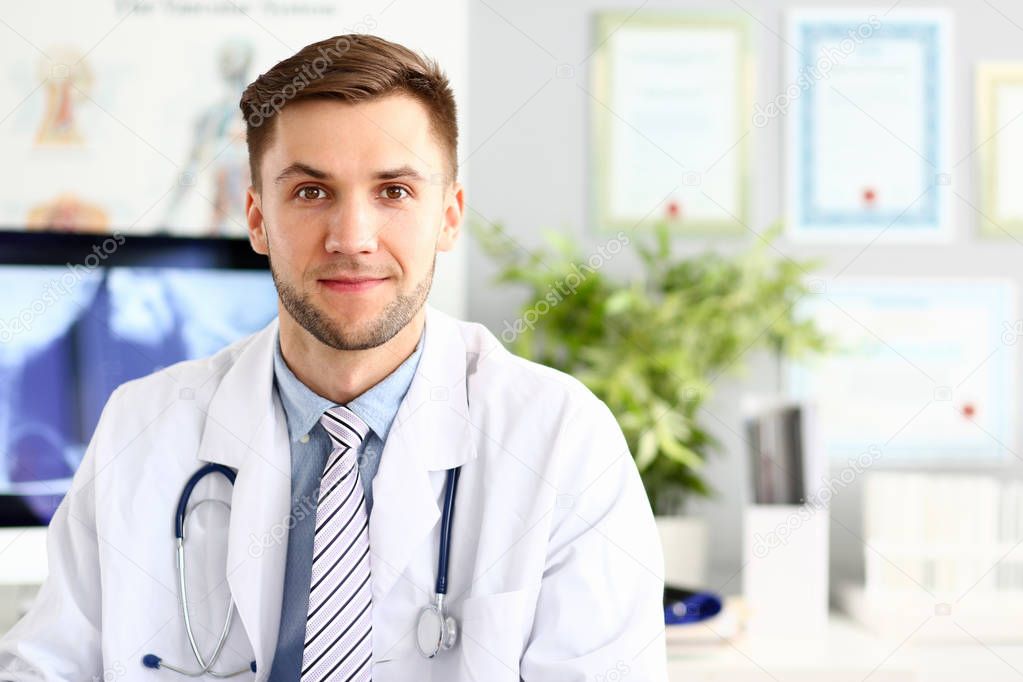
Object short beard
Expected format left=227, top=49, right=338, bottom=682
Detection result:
left=270, top=253, right=434, bottom=351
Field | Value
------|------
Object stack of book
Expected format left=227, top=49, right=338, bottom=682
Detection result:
left=839, top=471, right=1023, bottom=642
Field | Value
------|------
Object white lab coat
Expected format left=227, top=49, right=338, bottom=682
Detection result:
left=0, top=304, right=668, bottom=681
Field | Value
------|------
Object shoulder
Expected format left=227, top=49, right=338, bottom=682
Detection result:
left=454, top=315, right=649, bottom=528
left=102, top=322, right=270, bottom=422
left=449, top=313, right=622, bottom=453
left=452, top=314, right=606, bottom=416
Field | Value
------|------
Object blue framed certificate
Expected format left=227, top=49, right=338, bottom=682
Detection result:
left=785, top=10, right=952, bottom=242
left=787, top=278, right=1017, bottom=462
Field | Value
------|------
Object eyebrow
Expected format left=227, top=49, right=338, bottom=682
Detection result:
left=273, top=162, right=427, bottom=185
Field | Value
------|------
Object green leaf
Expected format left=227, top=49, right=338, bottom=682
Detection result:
left=635, top=429, right=658, bottom=471
left=604, top=289, right=632, bottom=315
left=656, top=425, right=703, bottom=470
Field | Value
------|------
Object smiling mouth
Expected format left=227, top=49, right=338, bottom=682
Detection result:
left=319, top=277, right=388, bottom=292
left=322, top=276, right=385, bottom=284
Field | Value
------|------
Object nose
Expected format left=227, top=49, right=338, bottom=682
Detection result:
left=323, top=194, right=379, bottom=255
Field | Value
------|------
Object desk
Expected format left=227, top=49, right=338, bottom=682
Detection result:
left=666, top=612, right=1023, bottom=681
left=2, top=592, right=1020, bottom=680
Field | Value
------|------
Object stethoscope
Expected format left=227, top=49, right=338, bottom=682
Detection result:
left=415, top=466, right=462, bottom=658
left=140, top=462, right=464, bottom=673
left=143, top=463, right=256, bottom=677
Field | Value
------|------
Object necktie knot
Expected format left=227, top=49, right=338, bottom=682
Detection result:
left=319, top=404, right=371, bottom=452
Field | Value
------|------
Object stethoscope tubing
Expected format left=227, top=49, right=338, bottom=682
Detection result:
left=435, top=467, right=461, bottom=596
left=175, top=464, right=236, bottom=539
left=144, top=463, right=254, bottom=677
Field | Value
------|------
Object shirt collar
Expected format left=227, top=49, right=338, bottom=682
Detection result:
left=272, top=322, right=425, bottom=444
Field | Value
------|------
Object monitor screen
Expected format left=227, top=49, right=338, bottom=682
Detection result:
left=0, top=264, right=278, bottom=526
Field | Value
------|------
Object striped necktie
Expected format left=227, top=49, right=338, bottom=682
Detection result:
left=301, top=404, right=374, bottom=681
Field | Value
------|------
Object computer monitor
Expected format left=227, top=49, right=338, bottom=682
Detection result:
left=0, top=231, right=275, bottom=583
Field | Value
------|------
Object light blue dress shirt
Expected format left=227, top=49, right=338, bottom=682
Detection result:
left=267, top=325, right=424, bottom=679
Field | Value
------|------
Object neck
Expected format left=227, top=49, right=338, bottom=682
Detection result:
left=278, top=307, right=424, bottom=404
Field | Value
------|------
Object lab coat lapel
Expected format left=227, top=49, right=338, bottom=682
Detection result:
left=195, top=318, right=291, bottom=675
left=370, top=304, right=479, bottom=605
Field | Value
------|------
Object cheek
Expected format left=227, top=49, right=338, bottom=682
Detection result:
left=267, top=234, right=318, bottom=283
left=267, top=207, right=322, bottom=259
left=381, top=208, right=441, bottom=264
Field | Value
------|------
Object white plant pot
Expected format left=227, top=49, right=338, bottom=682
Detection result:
left=656, top=515, right=708, bottom=588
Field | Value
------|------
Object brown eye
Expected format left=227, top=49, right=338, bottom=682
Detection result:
left=381, top=185, right=409, bottom=201
left=297, top=186, right=325, bottom=201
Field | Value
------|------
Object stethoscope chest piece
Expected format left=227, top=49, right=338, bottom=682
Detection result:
left=415, top=598, right=458, bottom=658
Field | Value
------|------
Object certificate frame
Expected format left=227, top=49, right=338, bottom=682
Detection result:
left=785, top=9, right=952, bottom=243
left=589, top=11, right=753, bottom=234
left=977, top=63, right=1023, bottom=238
left=786, top=277, right=1017, bottom=463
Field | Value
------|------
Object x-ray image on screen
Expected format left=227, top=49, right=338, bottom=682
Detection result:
left=0, top=265, right=277, bottom=525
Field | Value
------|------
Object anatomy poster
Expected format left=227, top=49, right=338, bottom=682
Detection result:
left=0, top=0, right=462, bottom=237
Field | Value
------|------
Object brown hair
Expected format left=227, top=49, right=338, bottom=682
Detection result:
left=239, top=34, right=458, bottom=192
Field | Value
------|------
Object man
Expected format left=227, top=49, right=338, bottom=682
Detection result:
left=0, top=34, right=668, bottom=681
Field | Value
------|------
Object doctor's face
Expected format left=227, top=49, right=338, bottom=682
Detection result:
left=245, top=94, right=463, bottom=351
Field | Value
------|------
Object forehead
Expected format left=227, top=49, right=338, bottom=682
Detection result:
left=262, top=93, right=443, bottom=181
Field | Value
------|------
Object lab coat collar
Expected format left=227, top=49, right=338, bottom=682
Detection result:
left=195, top=303, right=479, bottom=667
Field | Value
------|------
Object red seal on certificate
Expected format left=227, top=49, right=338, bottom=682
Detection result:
left=666, top=199, right=681, bottom=220
left=862, top=187, right=877, bottom=206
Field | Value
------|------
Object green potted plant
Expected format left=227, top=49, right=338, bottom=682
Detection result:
left=473, top=217, right=827, bottom=585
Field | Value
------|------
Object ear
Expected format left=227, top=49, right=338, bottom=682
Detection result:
left=436, top=180, right=464, bottom=253
left=246, top=186, right=269, bottom=256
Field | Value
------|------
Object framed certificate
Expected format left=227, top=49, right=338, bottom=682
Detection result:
left=977, top=63, right=1023, bottom=237
left=589, top=12, right=752, bottom=233
left=786, top=10, right=952, bottom=242
left=787, top=278, right=1017, bottom=462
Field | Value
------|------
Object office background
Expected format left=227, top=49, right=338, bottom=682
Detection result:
left=464, top=0, right=1023, bottom=598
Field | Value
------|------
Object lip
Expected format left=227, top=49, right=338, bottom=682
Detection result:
left=319, top=277, right=388, bottom=293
